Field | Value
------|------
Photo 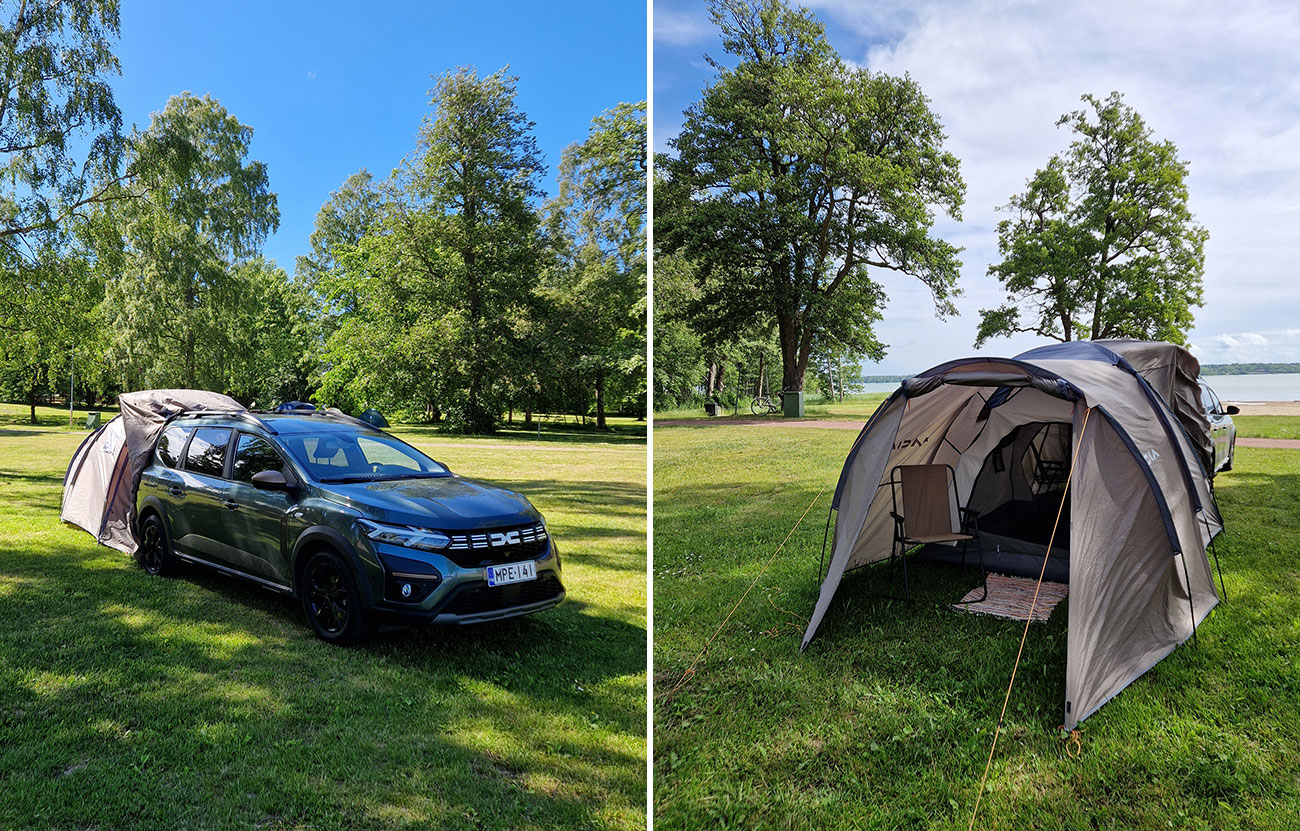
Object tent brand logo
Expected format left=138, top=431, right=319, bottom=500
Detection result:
left=893, top=436, right=930, bottom=450
left=1142, top=447, right=1160, bottom=465
left=489, top=530, right=521, bottom=547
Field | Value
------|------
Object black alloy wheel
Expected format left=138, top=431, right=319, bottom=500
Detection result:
left=301, top=551, right=373, bottom=645
left=136, top=514, right=175, bottom=576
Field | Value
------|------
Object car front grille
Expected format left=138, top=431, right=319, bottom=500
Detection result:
left=443, top=522, right=549, bottom=568
left=441, top=573, right=564, bottom=617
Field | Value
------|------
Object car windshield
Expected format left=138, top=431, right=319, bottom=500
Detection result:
left=278, top=431, right=449, bottom=483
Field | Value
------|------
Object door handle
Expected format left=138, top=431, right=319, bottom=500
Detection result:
left=168, top=487, right=185, bottom=498
left=224, top=500, right=239, bottom=511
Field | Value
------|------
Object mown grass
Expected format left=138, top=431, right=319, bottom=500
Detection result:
left=653, top=421, right=1300, bottom=830
left=1233, top=415, right=1300, bottom=440
left=656, top=392, right=890, bottom=422
left=0, top=406, right=646, bottom=830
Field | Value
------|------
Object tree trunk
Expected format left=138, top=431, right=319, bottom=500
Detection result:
left=524, top=405, right=533, bottom=427
left=28, top=372, right=37, bottom=425
left=757, top=352, right=765, bottom=397
left=595, top=366, right=607, bottom=429
left=837, top=360, right=844, bottom=403
left=777, top=313, right=804, bottom=391
left=826, top=353, right=835, bottom=400
left=706, top=362, right=719, bottom=398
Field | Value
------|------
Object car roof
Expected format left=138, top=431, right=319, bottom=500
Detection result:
left=171, top=411, right=381, bottom=435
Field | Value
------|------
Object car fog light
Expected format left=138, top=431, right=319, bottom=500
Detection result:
left=401, top=582, right=413, bottom=598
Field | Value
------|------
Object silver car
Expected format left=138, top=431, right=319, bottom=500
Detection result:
left=1198, top=380, right=1238, bottom=475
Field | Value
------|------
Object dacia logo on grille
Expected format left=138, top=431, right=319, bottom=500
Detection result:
left=489, top=530, right=521, bottom=547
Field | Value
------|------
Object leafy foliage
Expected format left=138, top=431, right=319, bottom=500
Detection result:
left=977, top=92, right=1208, bottom=347
left=99, top=92, right=280, bottom=393
left=657, top=0, right=964, bottom=392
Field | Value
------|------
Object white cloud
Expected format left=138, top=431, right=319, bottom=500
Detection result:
left=656, top=1, right=1300, bottom=370
left=654, top=5, right=714, bottom=46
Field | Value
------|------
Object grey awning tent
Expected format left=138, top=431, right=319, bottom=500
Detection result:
left=803, top=342, right=1223, bottom=729
left=1085, top=339, right=1214, bottom=475
left=61, top=389, right=244, bottom=554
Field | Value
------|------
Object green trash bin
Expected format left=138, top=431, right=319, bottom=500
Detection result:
left=85, top=412, right=101, bottom=430
left=782, top=390, right=805, bottom=418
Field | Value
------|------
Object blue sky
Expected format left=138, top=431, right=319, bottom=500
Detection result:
left=655, top=0, right=1300, bottom=373
left=113, top=1, right=647, bottom=273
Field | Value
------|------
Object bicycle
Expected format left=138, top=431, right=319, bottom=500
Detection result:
left=750, top=388, right=795, bottom=416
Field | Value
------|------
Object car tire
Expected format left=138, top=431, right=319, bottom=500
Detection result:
left=1223, top=445, right=1234, bottom=472
left=135, top=513, right=177, bottom=576
left=300, top=550, right=375, bottom=645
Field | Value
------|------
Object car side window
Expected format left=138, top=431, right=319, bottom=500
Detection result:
left=184, top=428, right=232, bottom=477
left=1200, top=384, right=1215, bottom=414
left=231, top=433, right=288, bottom=483
left=157, top=426, right=192, bottom=468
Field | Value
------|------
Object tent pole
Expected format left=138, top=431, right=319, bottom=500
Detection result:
left=818, top=507, right=833, bottom=582
left=1202, top=512, right=1227, bottom=601
left=1179, top=550, right=1199, bottom=648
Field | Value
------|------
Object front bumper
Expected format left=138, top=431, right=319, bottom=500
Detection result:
left=370, top=570, right=566, bottom=627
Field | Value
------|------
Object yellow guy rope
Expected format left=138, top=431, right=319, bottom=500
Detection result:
left=967, top=405, right=1093, bottom=831
left=666, top=484, right=828, bottom=698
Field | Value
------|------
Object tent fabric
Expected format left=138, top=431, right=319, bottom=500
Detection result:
left=804, top=347, right=1222, bottom=729
left=61, top=390, right=244, bottom=553
left=1020, top=339, right=1214, bottom=477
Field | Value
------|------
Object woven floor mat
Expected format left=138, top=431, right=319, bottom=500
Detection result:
left=951, top=573, right=1068, bottom=622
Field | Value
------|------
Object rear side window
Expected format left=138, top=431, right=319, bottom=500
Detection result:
left=156, top=426, right=191, bottom=468
left=232, top=434, right=287, bottom=483
left=184, top=428, right=232, bottom=477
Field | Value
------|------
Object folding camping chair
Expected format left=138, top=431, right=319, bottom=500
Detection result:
left=887, top=464, right=987, bottom=603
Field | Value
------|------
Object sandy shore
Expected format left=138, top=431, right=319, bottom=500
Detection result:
left=1223, top=400, right=1300, bottom=416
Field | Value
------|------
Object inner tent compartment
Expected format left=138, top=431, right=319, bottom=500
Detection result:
left=913, top=385, right=1075, bottom=584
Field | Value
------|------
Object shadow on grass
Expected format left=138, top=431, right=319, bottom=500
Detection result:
left=0, top=526, right=645, bottom=829
left=392, top=422, right=646, bottom=446
left=653, top=458, right=1300, bottom=829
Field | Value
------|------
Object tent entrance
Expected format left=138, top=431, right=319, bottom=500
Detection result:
left=920, top=420, right=1073, bottom=583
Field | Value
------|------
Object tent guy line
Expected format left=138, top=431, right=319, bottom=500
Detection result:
left=967, top=405, right=1092, bottom=831
left=664, top=484, right=827, bottom=699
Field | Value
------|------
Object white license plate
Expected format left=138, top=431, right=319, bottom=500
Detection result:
left=487, top=561, right=537, bottom=587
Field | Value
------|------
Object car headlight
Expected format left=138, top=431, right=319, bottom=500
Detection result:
left=356, top=519, right=451, bottom=552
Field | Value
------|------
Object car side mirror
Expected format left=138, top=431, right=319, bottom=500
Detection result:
left=251, top=470, right=290, bottom=490
left=1225, top=405, right=1240, bottom=415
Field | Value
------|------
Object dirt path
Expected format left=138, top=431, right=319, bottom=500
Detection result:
left=1236, top=437, right=1300, bottom=449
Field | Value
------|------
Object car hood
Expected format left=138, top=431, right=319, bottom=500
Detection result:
left=321, top=475, right=541, bottom=530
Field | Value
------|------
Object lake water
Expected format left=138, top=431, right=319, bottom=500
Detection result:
left=1199, top=373, right=1300, bottom=402
left=857, top=373, right=1300, bottom=401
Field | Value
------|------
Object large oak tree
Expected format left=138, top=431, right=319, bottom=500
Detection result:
left=657, top=0, right=965, bottom=391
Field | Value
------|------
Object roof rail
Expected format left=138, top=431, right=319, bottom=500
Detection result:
left=175, top=409, right=278, bottom=435
left=247, top=407, right=380, bottom=431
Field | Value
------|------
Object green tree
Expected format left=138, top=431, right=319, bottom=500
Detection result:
left=0, top=0, right=125, bottom=249
left=0, top=0, right=129, bottom=420
left=102, top=92, right=279, bottom=390
left=546, top=100, right=647, bottom=427
left=657, top=0, right=965, bottom=392
left=295, top=168, right=384, bottom=306
left=976, top=92, right=1208, bottom=346
left=319, top=67, right=544, bottom=432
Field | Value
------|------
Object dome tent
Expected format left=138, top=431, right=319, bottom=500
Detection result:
left=802, top=342, right=1223, bottom=729
left=61, top=389, right=244, bottom=554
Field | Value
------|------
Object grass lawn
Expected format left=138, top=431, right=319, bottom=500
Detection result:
left=656, top=392, right=890, bottom=422
left=653, top=420, right=1300, bottom=829
left=0, top=405, right=646, bottom=830
left=1233, top=415, right=1300, bottom=440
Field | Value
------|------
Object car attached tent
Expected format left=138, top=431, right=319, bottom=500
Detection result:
left=61, top=390, right=244, bottom=554
left=802, top=341, right=1224, bottom=729
left=1091, top=339, right=1214, bottom=475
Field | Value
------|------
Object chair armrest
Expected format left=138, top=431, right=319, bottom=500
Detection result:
left=958, top=507, right=980, bottom=533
